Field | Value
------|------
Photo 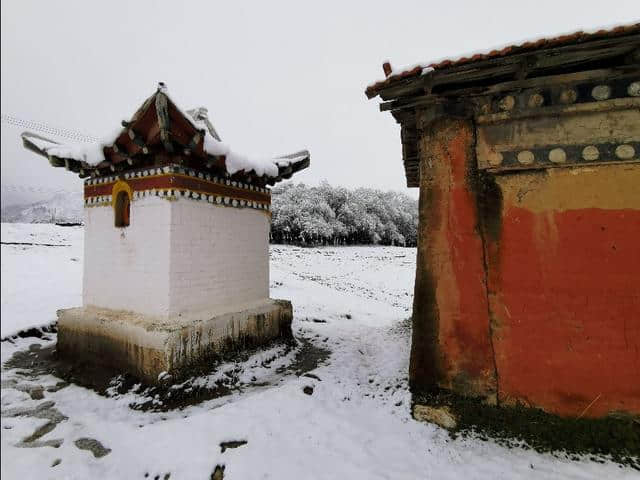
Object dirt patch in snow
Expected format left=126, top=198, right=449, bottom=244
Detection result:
left=220, top=440, right=247, bottom=453
left=1, top=324, right=57, bottom=342
left=278, top=336, right=330, bottom=377
left=413, top=390, right=640, bottom=469
left=74, top=437, right=112, bottom=458
left=3, top=331, right=330, bottom=413
left=2, top=400, right=67, bottom=448
left=4, top=341, right=120, bottom=394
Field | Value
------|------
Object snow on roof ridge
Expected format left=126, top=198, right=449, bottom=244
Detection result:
left=415, top=22, right=637, bottom=72
left=162, top=86, right=308, bottom=177
left=22, top=85, right=310, bottom=178
left=185, top=106, right=222, bottom=142
left=22, top=129, right=120, bottom=167
left=366, top=22, right=640, bottom=96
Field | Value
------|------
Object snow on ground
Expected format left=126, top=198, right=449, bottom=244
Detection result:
left=1, top=223, right=82, bottom=338
left=1, top=224, right=634, bottom=479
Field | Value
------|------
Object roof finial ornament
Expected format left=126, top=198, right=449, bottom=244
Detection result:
left=186, top=106, right=222, bottom=142
left=382, top=62, right=392, bottom=78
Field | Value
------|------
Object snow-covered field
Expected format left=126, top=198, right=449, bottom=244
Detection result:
left=1, top=223, right=633, bottom=479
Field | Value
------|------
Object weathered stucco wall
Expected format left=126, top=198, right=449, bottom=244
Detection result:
left=488, top=164, right=640, bottom=417
left=411, top=116, right=497, bottom=400
left=412, top=102, right=640, bottom=418
left=58, top=299, right=293, bottom=383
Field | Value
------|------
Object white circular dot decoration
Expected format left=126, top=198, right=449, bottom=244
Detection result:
left=517, top=151, right=535, bottom=165
left=615, top=144, right=635, bottom=159
left=528, top=93, right=544, bottom=108
left=499, top=95, right=515, bottom=111
left=627, top=82, right=640, bottom=97
left=488, top=152, right=503, bottom=166
left=559, top=89, right=577, bottom=104
left=591, top=85, right=611, bottom=101
left=548, top=148, right=566, bottom=163
left=581, top=146, right=599, bottom=161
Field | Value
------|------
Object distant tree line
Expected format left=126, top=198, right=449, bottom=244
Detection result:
left=270, top=181, right=418, bottom=247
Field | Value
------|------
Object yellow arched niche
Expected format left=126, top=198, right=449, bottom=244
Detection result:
left=112, top=180, right=133, bottom=227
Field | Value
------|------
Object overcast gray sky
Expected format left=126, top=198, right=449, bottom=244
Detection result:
left=1, top=0, right=637, bottom=205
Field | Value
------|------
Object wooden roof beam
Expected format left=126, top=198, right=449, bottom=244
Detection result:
left=127, top=128, right=150, bottom=154
left=155, top=91, right=174, bottom=153
left=376, top=34, right=640, bottom=102
left=380, top=65, right=640, bottom=113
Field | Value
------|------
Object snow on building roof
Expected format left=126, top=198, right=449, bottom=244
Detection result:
left=21, top=84, right=310, bottom=186
left=365, top=23, right=640, bottom=189
left=365, top=23, right=640, bottom=99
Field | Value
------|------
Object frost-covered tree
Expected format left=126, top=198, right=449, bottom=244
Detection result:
left=270, top=182, right=418, bottom=247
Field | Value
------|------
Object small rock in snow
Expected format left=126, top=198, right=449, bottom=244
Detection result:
left=210, top=464, right=225, bottom=480
left=412, top=405, right=457, bottom=430
left=303, top=385, right=314, bottom=395
left=220, top=440, right=248, bottom=453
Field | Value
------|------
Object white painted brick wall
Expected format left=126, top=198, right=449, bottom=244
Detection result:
left=83, top=195, right=269, bottom=318
left=168, top=198, right=269, bottom=316
left=83, top=197, right=171, bottom=316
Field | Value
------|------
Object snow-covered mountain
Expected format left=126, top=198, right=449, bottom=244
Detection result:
left=1, top=191, right=83, bottom=224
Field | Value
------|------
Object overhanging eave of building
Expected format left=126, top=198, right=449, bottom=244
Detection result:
left=20, top=86, right=311, bottom=187
left=367, top=26, right=640, bottom=187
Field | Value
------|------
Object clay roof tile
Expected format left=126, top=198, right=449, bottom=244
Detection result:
left=365, top=23, right=640, bottom=98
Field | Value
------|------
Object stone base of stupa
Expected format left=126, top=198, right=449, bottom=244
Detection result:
left=56, top=299, right=293, bottom=384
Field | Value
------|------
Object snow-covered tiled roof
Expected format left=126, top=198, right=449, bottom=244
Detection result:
left=21, top=84, right=310, bottom=185
left=366, top=23, right=640, bottom=99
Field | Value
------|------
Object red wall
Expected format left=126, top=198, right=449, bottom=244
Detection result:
left=489, top=206, right=640, bottom=417
left=411, top=118, right=496, bottom=398
left=412, top=116, right=640, bottom=418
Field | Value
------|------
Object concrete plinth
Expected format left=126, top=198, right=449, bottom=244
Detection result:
left=57, top=299, right=293, bottom=383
